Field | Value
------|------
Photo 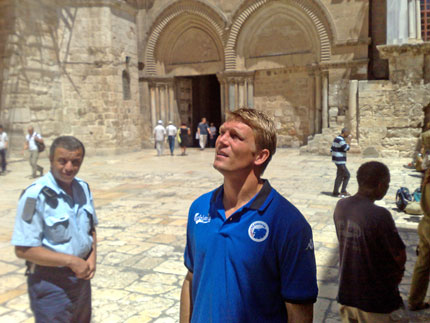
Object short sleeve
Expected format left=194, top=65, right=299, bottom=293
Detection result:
left=279, top=221, right=318, bottom=304
left=183, top=209, right=194, bottom=272
left=11, top=193, right=44, bottom=247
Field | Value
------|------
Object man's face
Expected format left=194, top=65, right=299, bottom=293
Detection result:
left=50, top=147, right=84, bottom=186
left=213, top=120, right=258, bottom=175
left=202, top=118, right=206, bottom=123
left=28, top=128, right=33, bottom=135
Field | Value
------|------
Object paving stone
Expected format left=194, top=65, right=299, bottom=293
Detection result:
left=0, top=148, right=427, bottom=322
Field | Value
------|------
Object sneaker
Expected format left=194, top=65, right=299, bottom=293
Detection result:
left=332, top=192, right=340, bottom=197
left=341, top=191, right=351, bottom=197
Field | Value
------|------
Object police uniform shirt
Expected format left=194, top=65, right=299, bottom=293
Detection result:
left=11, top=171, right=97, bottom=259
left=184, top=180, right=318, bottom=322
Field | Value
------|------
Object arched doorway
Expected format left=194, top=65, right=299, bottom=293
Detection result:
left=143, top=2, right=226, bottom=143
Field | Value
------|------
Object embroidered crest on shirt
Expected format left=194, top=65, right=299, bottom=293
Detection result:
left=194, top=213, right=211, bottom=224
left=248, top=221, right=269, bottom=242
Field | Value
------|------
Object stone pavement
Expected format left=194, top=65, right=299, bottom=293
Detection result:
left=0, top=148, right=430, bottom=322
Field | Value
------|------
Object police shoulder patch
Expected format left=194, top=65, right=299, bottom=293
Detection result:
left=22, top=197, right=37, bottom=222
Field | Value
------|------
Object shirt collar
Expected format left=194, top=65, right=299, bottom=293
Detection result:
left=211, top=179, right=274, bottom=212
left=46, top=171, right=81, bottom=197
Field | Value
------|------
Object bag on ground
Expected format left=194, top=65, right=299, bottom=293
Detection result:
left=396, top=187, right=412, bottom=211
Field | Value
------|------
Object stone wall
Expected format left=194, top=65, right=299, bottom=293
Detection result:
left=254, top=68, right=313, bottom=147
left=358, top=81, right=430, bottom=158
left=0, top=0, right=141, bottom=155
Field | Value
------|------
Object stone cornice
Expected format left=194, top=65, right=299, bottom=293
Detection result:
left=319, top=58, right=369, bottom=70
left=139, top=76, right=174, bottom=85
left=58, top=0, right=138, bottom=14
left=377, top=43, right=430, bottom=58
left=334, top=37, right=371, bottom=47
left=216, top=70, right=255, bottom=83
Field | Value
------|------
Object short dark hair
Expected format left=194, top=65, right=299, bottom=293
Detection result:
left=50, top=136, right=85, bottom=159
left=341, top=128, right=349, bottom=134
left=357, top=161, right=389, bottom=189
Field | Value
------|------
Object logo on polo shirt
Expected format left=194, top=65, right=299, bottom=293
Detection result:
left=248, top=221, right=269, bottom=242
left=194, top=212, right=211, bottom=224
left=305, top=238, right=314, bottom=251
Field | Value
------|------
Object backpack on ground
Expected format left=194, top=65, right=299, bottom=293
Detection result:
left=396, top=187, right=412, bottom=211
left=413, top=188, right=422, bottom=202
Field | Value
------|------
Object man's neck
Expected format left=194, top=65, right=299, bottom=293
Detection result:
left=56, top=178, right=74, bottom=197
left=222, top=171, right=263, bottom=218
left=356, top=191, right=376, bottom=202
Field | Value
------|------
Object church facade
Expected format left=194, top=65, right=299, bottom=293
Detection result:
left=0, top=0, right=429, bottom=156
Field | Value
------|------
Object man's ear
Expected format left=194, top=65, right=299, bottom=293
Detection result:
left=254, top=149, right=270, bottom=167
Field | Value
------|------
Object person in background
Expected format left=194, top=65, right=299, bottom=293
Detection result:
left=334, top=161, right=407, bottom=322
left=331, top=128, right=352, bottom=197
left=166, top=121, right=178, bottom=156
left=209, top=122, right=217, bottom=148
left=12, top=136, right=97, bottom=322
left=179, top=122, right=191, bottom=156
left=24, top=126, right=44, bottom=178
left=197, top=117, right=211, bottom=150
left=409, top=168, right=430, bottom=311
left=0, top=124, right=8, bottom=175
left=153, top=120, right=166, bottom=156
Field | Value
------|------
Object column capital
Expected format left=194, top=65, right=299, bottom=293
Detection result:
left=139, top=76, right=175, bottom=87
left=217, top=71, right=255, bottom=84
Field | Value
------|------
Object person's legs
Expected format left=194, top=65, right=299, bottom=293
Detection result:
left=340, top=305, right=408, bottom=323
left=333, top=164, right=344, bottom=195
left=409, top=218, right=430, bottom=308
left=202, top=134, right=208, bottom=149
left=28, top=270, right=91, bottom=323
left=168, top=136, right=174, bottom=155
left=155, top=141, right=162, bottom=156
left=30, top=150, right=38, bottom=177
left=0, top=149, right=6, bottom=172
left=340, top=164, right=350, bottom=193
left=199, top=134, right=205, bottom=149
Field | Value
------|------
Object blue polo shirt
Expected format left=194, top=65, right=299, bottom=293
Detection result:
left=11, top=172, right=97, bottom=259
left=184, top=180, right=318, bottom=322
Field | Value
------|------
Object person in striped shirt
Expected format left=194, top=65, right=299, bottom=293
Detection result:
left=331, top=128, right=352, bottom=197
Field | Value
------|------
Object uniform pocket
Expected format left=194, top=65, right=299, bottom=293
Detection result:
left=44, top=214, right=72, bottom=244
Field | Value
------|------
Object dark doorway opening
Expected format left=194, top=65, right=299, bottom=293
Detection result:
left=176, top=74, right=221, bottom=147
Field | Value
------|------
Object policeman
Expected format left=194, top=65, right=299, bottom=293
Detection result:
left=11, top=136, right=97, bottom=322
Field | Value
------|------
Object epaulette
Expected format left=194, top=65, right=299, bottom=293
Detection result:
left=41, top=187, right=58, bottom=209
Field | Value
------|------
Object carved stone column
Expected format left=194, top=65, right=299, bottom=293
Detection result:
left=348, top=80, right=358, bottom=139
left=141, top=76, right=176, bottom=127
left=217, top=71, right=255, bottom=115
left=314, top=70, right=322, bottom=134
left=322, top=72, right=328, bottom=129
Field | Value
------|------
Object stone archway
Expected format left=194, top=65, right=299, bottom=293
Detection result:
left=225, top=0, right=333, bottom=146
left=142, top=1, right=226, bottom=129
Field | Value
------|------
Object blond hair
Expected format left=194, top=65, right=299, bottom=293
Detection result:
left=226, top=107, right=277, bottom=172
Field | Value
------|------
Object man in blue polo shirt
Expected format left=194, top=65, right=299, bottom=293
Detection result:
left=180, top=108, right=318, bottom=322
left=12, top=136, right=97, bottom=322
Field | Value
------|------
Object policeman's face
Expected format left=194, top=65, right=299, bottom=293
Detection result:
left=213, top=120, right=258, bottom=175
left=50, top=147, right=84, bottom=186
